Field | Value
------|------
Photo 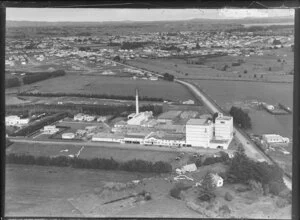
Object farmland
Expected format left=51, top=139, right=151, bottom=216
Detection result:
left=126, top=47, right=293, bottom=83
left=12, top=74, right=194, bottom=102
left=5, top=164, right=155, bottom=217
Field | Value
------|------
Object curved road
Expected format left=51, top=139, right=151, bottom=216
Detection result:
left=176, top=79, right=292, bottom=190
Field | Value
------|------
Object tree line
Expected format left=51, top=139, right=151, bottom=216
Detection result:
left=120, top=41, right=152, bottom=50
left=6, top=154, right=172, bottom=173
left=5, top=70, right=66, bottom=88
left=18, top=91, right=166, bottom=102
left=6, top=103, right=163, bottom=122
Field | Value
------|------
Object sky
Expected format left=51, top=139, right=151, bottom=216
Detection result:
left=6, top=8, right=294, bottom=22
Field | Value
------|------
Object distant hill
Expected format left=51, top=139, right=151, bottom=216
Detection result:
left=6, top=16, right=294, bottom=28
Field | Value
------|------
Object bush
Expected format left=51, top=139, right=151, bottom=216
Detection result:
left=269, top=181, right=284, bottom=196
left=219, top=204, right=231, bottom=215
left=224, top=192, right=233, bottom=201
left=170, top=187, right=182, bottom=199
left=248, top=179, right=264, bottom=195
left=276, top=198, right=289, bottom=208
left=170, top=183, right=191, bottom=200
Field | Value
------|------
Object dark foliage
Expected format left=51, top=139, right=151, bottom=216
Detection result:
left=163, top=73, right=175, bottom=81
left=6, top=154, right=172, bottom=174
left=228, top=147, right=285, bottom=194
left=229, top=106, right=252, bottom=129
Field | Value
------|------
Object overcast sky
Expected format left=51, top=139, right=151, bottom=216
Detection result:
left=6, top=8, right=294, bottom=22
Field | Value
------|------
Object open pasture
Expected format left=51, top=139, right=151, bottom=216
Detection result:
left=23, top=75, right=194, bottom=102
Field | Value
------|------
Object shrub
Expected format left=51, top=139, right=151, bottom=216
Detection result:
left=269, top=181, right=284, bottom=196
left=224, top=192, right=233, bottom=201
left=219, top=205, right=231, bottom=215
left=276, top=198, right=289, bottom=208
left=170, top=187, right=182, bottom=199
left=248, top=179, right=264, bottom=195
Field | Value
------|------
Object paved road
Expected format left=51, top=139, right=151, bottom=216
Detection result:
left=176, top=79, right=292, bottom=190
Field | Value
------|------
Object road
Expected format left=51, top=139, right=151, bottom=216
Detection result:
left=175, top=79, right=292, bottom=190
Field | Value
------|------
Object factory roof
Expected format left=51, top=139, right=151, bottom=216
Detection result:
left=158, top=111, right=182, bottom=119
left=186, top=118, right=209, bottom=125
left=93, top=132, right=124, bottom=139
left=124, top=134, right=146, bottom=139
left=216, top=116, right=232, bottom=121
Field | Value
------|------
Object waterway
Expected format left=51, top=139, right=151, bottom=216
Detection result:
left=194, top=80, right=293, bottom=138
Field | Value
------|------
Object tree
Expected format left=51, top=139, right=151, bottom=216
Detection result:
left=113, top=56, right=121, bottom=62
left=201, top=172, right=216, bottom=192
left=229, top=106, right=252, bottom=129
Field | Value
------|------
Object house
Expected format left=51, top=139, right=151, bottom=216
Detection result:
left=42, top=125, right=59, bottom=134
left=210, top=173, right=223, bottom=188
left=74, top=113, right=84, bottom=121
left=5, top=115, right=29, bottom=126
left=181, top=163, right=197, bottom=173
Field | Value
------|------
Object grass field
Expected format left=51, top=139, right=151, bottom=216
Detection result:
left=6, top=142, right=180, bottom=164
left=5, top=164, right=154, bottom=217
left=20, top=74, right=193, bottom=102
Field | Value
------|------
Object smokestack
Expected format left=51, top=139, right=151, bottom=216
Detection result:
left=135, top=88, right=139, bottom=114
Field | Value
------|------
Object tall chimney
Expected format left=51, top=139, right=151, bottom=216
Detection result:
left=135, top=88, right=139, bottom=114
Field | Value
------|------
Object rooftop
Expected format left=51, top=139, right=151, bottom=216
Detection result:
left=216, top=116, right=232, bottom=121
left=186, top=118, right=209, bottom=125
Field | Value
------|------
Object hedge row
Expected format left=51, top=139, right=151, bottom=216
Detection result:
left=6, top=103, right=163, bottom=118
left=18, top=92, right=166, bottom=102
left=6, top=154, right=172, bottom=173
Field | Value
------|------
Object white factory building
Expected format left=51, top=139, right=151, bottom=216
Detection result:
left=5, top=115, right=29, bottom=126
left=185, top=113, right=233, bottom=149
left=262, top=134, right=290, bottom=145
left=42, top=125, right=59, bottom=134
left=186, top=118, right=213, bottom=148
left=214, top=114, right=234, bottom=140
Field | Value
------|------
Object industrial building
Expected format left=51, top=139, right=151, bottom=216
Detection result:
left=214, top=114, right=233, bottom=140
left=5, top=115, right=29, bottom=126
left=42, top=125, right=59, bottom=134
left=127, top=88, right=153, bottom=126
left=186, top=118, right=213, bottom=148
left=262, top=134, right=290, bottom=145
